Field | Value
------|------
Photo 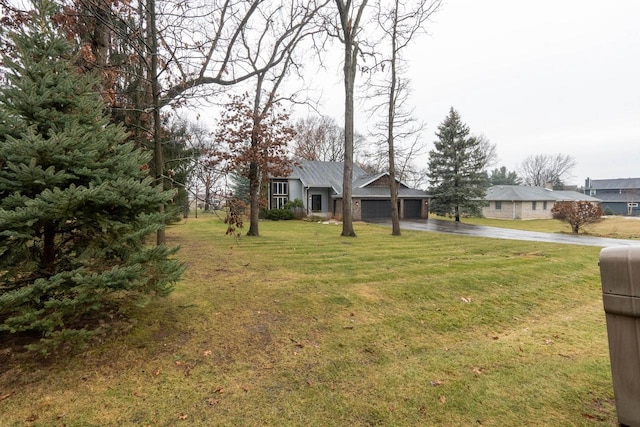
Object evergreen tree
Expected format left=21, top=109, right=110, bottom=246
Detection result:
left=230, top=173, right=251, bottom=205
left=0, top=0, right=183, bottom=352
left=488, top=166, right=521, bottom=186
left=427, top=108, right=486, bottom=221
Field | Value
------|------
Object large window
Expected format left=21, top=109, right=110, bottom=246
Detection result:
left=311, top=194, right=322, bottom=211
left=532, top=201, right=537, bottom=210
left=272, top=181, right=288, bottom=195
left=272, top=181, right=288, bottom=209
left=273, top=196, right=288, bottom=209
left=495, top=201, right=502, bottom=210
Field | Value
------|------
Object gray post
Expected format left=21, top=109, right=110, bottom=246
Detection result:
left=599, top=246, right=640, bottom=427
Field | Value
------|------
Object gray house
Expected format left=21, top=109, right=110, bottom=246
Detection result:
left=269, top=160, right=428, bottom=220
left=584, top=177, right=640, bottom=216
left=483, top=185, right=601, bottom=220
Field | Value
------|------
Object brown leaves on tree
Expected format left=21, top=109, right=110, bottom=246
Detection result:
left=224, top=198, right=246, bottom=237
left=215, top=93, right=295, bottom=236
left=551, top=201, right=603, bottom=234
left=214, top=93, right=294, bottom=180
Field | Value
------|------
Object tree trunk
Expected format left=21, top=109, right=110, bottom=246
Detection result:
left=341, top=31, right=357, bottom=237
left=388, top=7, right=400, bottom=236
left=42, top=224, right=56, bottom=275
left=147, top=0, right=165, bottom=245
left=246, top=74, right=266, bottom=237
left=247, top=161, right=260, bottom=236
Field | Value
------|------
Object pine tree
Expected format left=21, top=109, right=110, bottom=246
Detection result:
left=427, top=107, right=487, bottom=221
left=0, top=0, right=183, bottom=353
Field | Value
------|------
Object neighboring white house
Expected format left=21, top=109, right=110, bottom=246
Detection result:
left=482, top=185, right=601, bottom=220
left=269, top=160, right=429, bottom=220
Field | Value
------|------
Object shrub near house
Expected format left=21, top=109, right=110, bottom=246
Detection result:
left=551, top=201, right=604, bottom=233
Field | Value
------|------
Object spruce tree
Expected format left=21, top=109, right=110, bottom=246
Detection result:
left=0, top=0, right=183, bottom=352
left=427, top=108, right=487, bottom=221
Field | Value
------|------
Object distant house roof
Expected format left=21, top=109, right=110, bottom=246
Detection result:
left=485, top=185, right=600, bottom=202
left=587, top=178, right=640, bottom=190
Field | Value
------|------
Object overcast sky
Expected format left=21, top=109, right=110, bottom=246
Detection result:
left=316, top=0, right=640, bottom=187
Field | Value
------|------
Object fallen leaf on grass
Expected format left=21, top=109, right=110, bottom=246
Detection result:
left=439, top=396, right=447, bottom=405
left=430, top=380, right=443, bottom=386
left=214, top=386, right=224, bottom=394
left=460, top=296, right=472, bottom=303
left=544, top=339, right=554, bottom=345
left=472, top=367, right=483, bottom=376
left=203, top=349, right=213, bottom=356
left=207, top=398, right=220, bottom=406
left=178, top=413, right=188, bottom=420
left=240, top=385, right=250, bottom=392
left=0, top=392, right=13, bottom=401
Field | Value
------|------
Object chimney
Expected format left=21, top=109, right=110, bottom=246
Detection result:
left=544, top=182, right=553, bottom=190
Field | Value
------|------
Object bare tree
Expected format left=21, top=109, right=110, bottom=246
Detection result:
left=292, top=116, right=345, bottom=161
left=42, top=0, right=329, bottom=242
left=519, top=153, right=577, bottom=188
left=475, top=134, right=498, bottom=170
left=332, top=0, right=370, bottom=237
left=364, top=0, right=440, bottom=235
left=183, top=121, right=227, bottom=214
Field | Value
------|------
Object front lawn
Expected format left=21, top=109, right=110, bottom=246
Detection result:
left=0, top=217, right=617, bottom=426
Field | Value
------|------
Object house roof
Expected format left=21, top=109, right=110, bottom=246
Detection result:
left=594, top=193, right=640, bottom=203
left=485, top=185, right=601, bottom=202
left=285, top=160, right=368, bottom=194
left=587, top=178, right=640, bottom=190
left=280, top=160, right=427, bottom=199
left=350, top=186, right=428, bottom=199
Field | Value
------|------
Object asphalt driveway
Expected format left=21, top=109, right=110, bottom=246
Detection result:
left=369, top=218, right=640, bottom=247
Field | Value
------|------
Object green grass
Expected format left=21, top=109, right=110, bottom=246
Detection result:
left=0, top=216, right=620, bottom=426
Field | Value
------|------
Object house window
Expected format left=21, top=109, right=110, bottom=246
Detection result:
left=273, top=196, right=288, bottom=209
left=532, top=201, right=537, bottom=210
left=590, top=189, right=596, bottom=196
left=272, top=181, right=288, bottom=209
left=272, top=181, right=288, bottom=195
left=495, top=201, right=502, bottom=210
left=311, top=194, right=322, bottom=211
left=543, top=201, right=547, bottom=210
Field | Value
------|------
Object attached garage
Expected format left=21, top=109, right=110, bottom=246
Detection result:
left=361, top=200, right=392, bottom=220
left=403, top=199, right=422, bottom=218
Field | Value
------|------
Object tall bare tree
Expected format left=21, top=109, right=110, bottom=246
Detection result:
left=292, top=116, right=345, bottom=161
left=37, top=0, right=329, bottom=242
left=333, top=0, right=369, bottom=237
left=518, top=153, right=576, bottom=188
left=367, top=0, right=441, bottom=235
